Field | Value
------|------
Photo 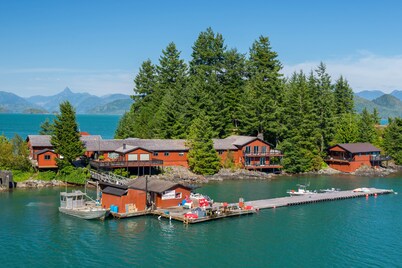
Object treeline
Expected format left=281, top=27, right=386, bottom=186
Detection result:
left=115, top=28, right=397, bottom=172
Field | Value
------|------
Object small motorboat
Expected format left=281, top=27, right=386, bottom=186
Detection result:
left=319, top=188, right=340, bottom=193
left=286, top=184, right=317, bottom=196
left=59, top=190, right=109, bottom=220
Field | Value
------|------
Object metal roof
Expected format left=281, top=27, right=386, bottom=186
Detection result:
left=334, top=143, right=381, bottom=153
left=28, top=134, right=273, bottom=153
left=127, top=177, right=190, bottom=194
left=34, top=148, right=55, bottom=155
left=102, top=186, right=128, bottom=197
left=27, top=135, right=53, bottom=147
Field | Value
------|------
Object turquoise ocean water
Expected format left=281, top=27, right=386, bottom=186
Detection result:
left=0, top=113, right=121, bottom=139
left=1, top=174, right=402, bottom=267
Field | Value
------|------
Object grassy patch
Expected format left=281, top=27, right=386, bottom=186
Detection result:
left=12, top=170, right=36, bottom=182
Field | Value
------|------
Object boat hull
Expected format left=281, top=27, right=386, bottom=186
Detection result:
left=59, top=207, right=110, bottom=220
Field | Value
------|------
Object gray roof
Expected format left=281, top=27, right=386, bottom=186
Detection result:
left=213, top=135, right=272, bottom=150
left=127, top=177, right=189, bottom=194
left=28, top=134, right=271, bottom=153
left=115, top=145, right=142, bottom=154
left=125, top=139, right=188, bottom=151
left=102, top=186, right=128, bottom=196
left=28, top=134, right=102, bottom=148
left=335, top=143, right=381, bottom=153
left=34, top=148, right=54, bottom=155
left=27, top=135, right=52, bottom=147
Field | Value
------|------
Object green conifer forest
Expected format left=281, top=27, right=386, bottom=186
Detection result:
left=116, top=28, right=391, bottom=173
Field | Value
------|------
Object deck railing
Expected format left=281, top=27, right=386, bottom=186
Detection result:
left=243, top=150, right=283, bottom=157
left=370, top=155, right=392, bottom=161
left=90, top=159, right=163, bottom=169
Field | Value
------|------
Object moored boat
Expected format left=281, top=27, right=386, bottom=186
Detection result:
left=286, top=184, right=317, bottom=196
left=59, top=190, right=109, bottom=220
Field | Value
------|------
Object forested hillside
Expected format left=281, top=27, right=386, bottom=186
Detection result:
left=116, top=28, right=383, bottom=173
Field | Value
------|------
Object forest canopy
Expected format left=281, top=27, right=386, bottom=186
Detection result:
left=116, top=28, right=386, bottom=173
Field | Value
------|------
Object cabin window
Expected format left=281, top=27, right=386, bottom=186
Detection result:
left=153, top=152, right=159, bottom=156
left=108, top=152, right=119, bottom=160
left=164, top=152, right=170, bottom=156
left=260, top=157, right=266, bottom=165
left=254, top=146, right=259, bottom=154
left=44, top=155, right=51, bottom=160
left=245, top=146, right=250, bottom=154
left=218, top=151, right=223, bottom=155
left=261, top=146, right=266, bottom=154
left=175, top=192, right=182, bottom=199
left=140, top=154, right=150, bottom=161
left=245, top=157, right=251, bottom=166
left=179, top=152, right=184, bottom=156
left=128, top=154, right=138, bottom=161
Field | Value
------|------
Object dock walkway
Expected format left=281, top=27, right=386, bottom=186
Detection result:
left=245, top=188, right=394, bottom=210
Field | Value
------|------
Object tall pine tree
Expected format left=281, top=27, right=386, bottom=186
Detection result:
left=186, top=114, right=220, bottom=175
left=51, top=101, right=85, bottom=168
left=246, top=36, right=283, bottom=144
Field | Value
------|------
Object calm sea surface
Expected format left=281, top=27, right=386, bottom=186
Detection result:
left=0, top=113, right=121, bottom=139
left=1, top=174, right=401, bottom=267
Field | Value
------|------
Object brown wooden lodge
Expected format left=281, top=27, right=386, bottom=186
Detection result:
left=26, top=134, right=284, bottom=173
left=325, top=143, right=391, bottom=173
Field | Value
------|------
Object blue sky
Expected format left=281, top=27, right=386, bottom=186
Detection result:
left=1, top=0, right=402, bottom=97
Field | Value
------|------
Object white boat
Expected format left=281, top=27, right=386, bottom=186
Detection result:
left=286, top=184, right=317, bottom=196
left=59, top=190, right=110, bottom=220
left=319, top=188, right=340, bottom=193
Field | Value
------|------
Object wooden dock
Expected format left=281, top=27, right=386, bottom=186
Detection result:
left=245, top=188, right=394, bottom=210
left=107, top=188, right=394, bottom=224
left=152, top=207, right=256, bottom=224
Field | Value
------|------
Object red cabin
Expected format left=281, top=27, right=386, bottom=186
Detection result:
left=100, top=177, right=192, bottom=213
left=326, top=143, right=390, bottom=173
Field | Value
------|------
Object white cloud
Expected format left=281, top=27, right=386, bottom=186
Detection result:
left=283, top=52, right=402, bottom=93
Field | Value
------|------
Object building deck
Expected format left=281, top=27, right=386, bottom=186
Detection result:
left=245, top=188, right=394, bottom=210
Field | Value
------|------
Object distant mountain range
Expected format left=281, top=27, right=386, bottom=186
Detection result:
left=354, top=90, right=402, bottom=118
left=0, top=87, right=132, bottom=114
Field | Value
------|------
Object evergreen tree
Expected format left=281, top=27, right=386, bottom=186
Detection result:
left=221, top=49, right=249, bottom=135
left=116, top=60, right=158, bottom=138
left=154, top=42, right=188, bottom=138
left=187, top=114, right=220, bottom=175
left=115, top=111, right=136, bottom=139
left=280, top=72, right=322, bottom=172
left=383, top=118, right=402, bottom=164
left=39, top=118, right=54, bottom=135
left=246, top=36, right=284, bottom=144
left=311, top=63, right=335, bottom=153
left=334, top=76, right=354, bottom=115
left=372, top=108, right=381, bottom=125
left=188, top=27, right=228, bottom=137
left=51, top=101, right=85, bottom=168
left=333, top=113, right=359, bottom=144
left=357, top=108, right=377, bottom=143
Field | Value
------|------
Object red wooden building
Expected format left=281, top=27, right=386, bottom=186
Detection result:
left=27, top=134, right=283, bottom=172
left=100, top=177, right=192, bottom=213
left=326, top=143, right=390, bottom=173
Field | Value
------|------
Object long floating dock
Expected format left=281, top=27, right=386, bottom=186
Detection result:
left=108, top=188, right=394, bottom=224
left=245, top=188, right=394, bottom=210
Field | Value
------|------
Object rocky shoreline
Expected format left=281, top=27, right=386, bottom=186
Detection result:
left=1, top=165, right=400, bottom=192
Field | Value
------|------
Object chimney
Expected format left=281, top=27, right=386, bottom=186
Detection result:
left=123, top=143, right=126, bottom=149
left=257, top=132, right=264, bottom=140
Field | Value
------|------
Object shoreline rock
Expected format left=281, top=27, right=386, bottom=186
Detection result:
left=15, top=179, right=68, bottom=189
